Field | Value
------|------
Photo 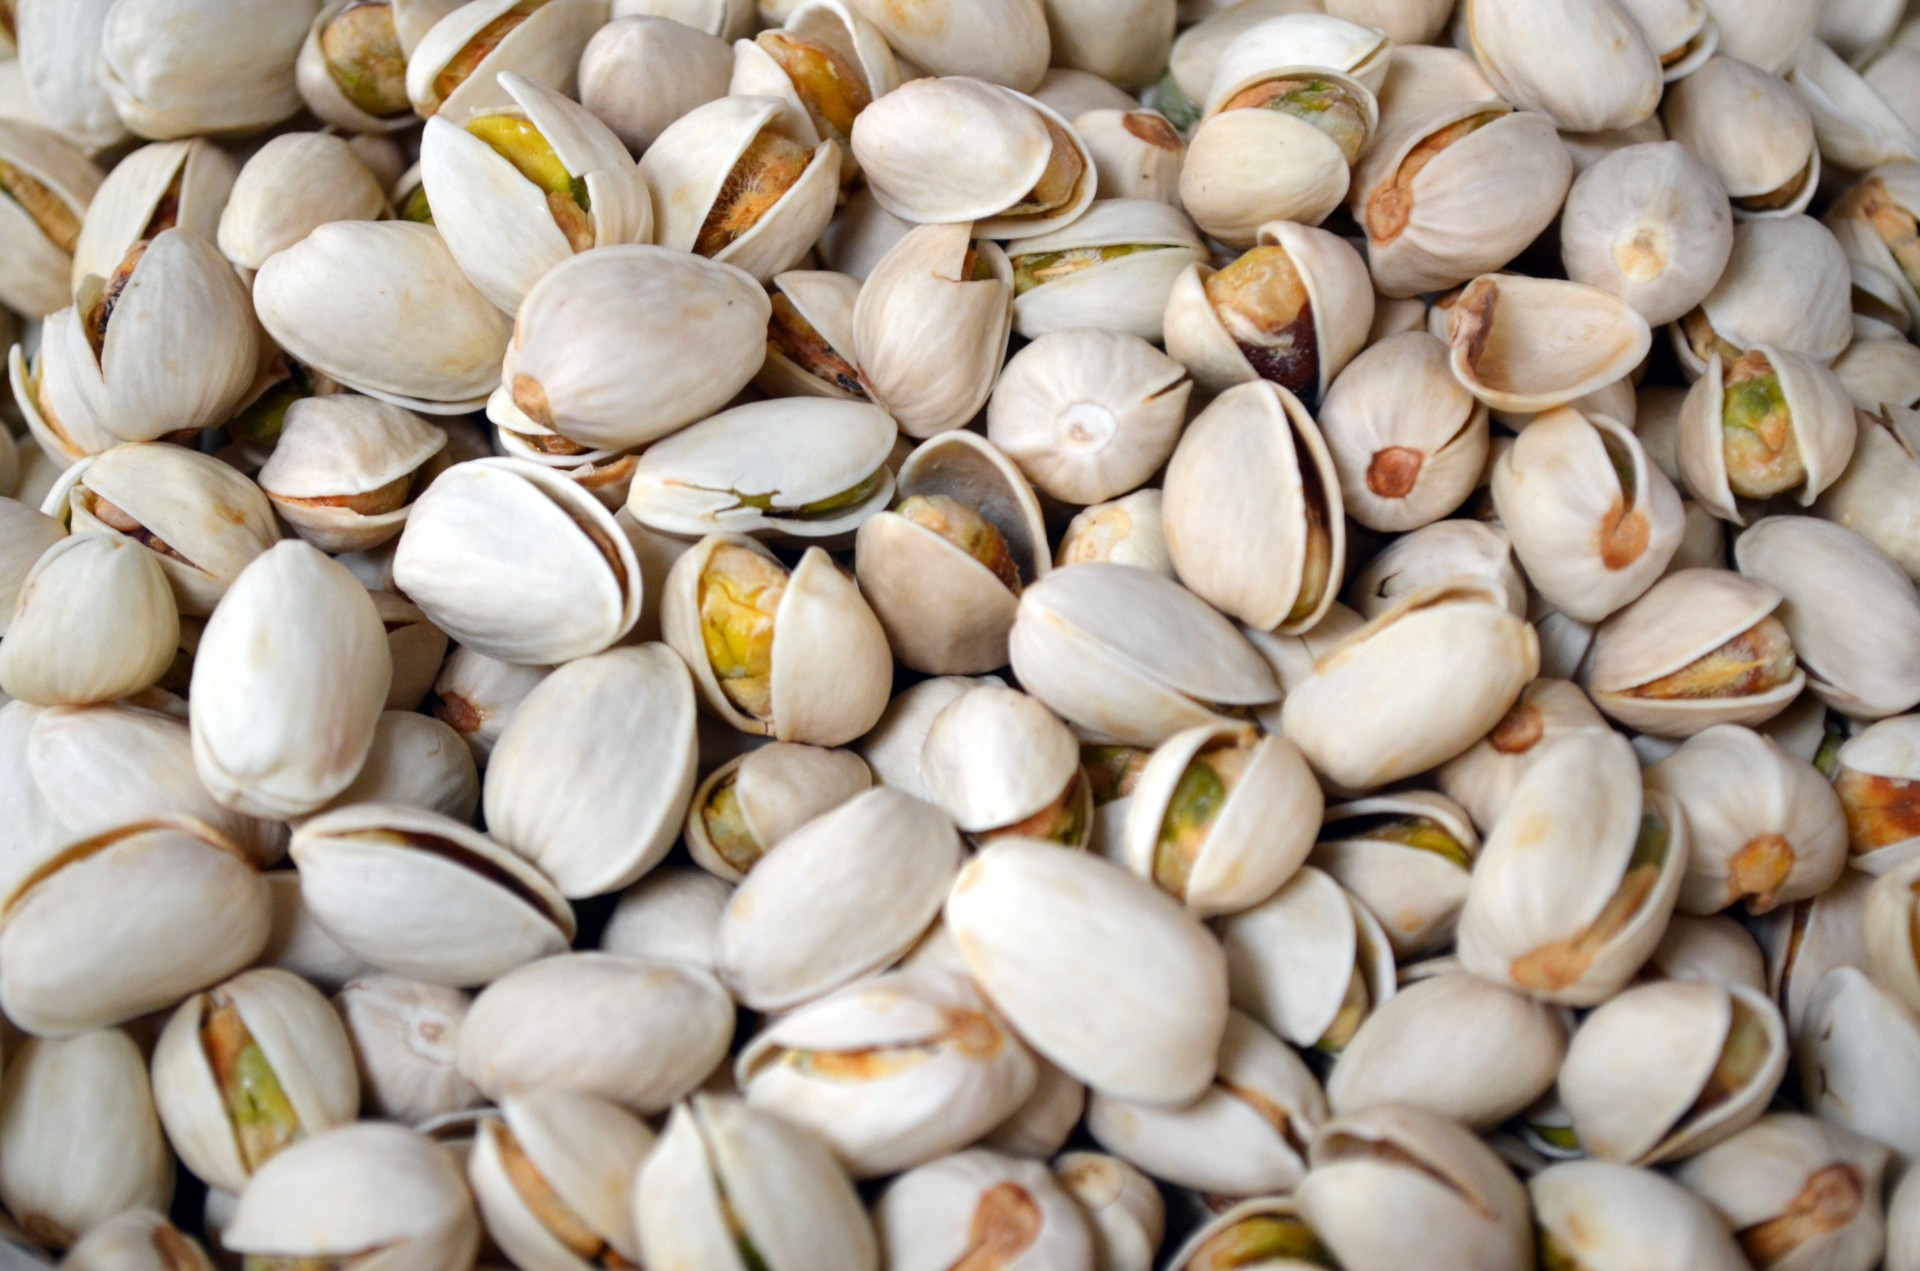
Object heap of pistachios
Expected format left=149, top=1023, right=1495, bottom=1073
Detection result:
left=8, top=0, right=1920, bottom=1267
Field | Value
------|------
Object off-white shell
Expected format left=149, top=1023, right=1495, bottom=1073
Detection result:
left=1529, top=1159, right=1753, bottom=1271
left=846, top=0, right=1048, bottom=90
left=920, top=686, right=1080, bottom=835
left=1798, top=967, right=1920, bottom=1163
left=1056, top=490, right=1174, bottom=576
left=332, top=974, right=481, bottom=1125
left=467, top=1091, right=654, bottom=1271
left=60, top=1208, right=215, bottom=1271
left=757, top=269, right=864, bottom=401
left=1075, top=109, right=1186, bottom=205
left=257, top=396, right=448, bottom=555
left=1216, top=865, right=1395, bottom=1053
left=1664, top=57, right=1817, bottom=218
left=96, top=0, right=312, bottom=140
left=297, top=0, right=463, bottom=132
left=217, top=133, right=389, bottom=275
left=1311, top=791, right=1480, bottom=958
left=1052, top=1153, right=1164, bottom=1271
left=70, top=138, right=235, bottom=292
left=1561, top=141, right=1735, bottom=326
left=856, top=674, right=1002, bottom=800
left=0, top=120, right=99, bottom=318
left=0, top=534, right=177, bottom=708
left=1675, top=1113, right=1890, bottom=1271
left=1179, top=76, right=1377, bottom=246
left=1007, top=198, right=1207, bottom=342
left=684, top=744, right=869, bottom=883
left=1467, top=0, right=1663, bottom=132
left=406, top=0, right=606, bottom=120
left=1790, top=38, right=1920, bottom=174
left=14, top=0, right=130, bottom=153
left=1435, top=677, right=1614, bottom=834
left=1444, top=273, right=1654, bottom=414
left=1204, top=12, right=1391, bottom=108
left=578, top=15, right=732, bottom=152
left=1678, top=215, right=1853, bottom=376
left=875, top=1149, right=1094, bottom=1271
left=1678, top=347, right=1858, bottom=523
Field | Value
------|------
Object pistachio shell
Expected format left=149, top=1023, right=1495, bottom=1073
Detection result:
left=0, top=120, right=98, bottom=318
left=1678, top=347, right=1857, bottom=524
left=1677, top=215, right=1852, bottom=377
left=1075, top=108, right=1186, bottom=206
left=1467, top=0, right=1663, bottom=132
left=1561, top=141, right=1734, bottom=326
left=875, top=1149, right=1093, bottom=1271
left=467, top=1091, right=653, bottom=1271
left=1006, top=198, right=1207, bottom=342
left=1796, top=966, right=1920, bottom=1161
left=333, top=974, right=481, bottom=1125
left=1435, top=677, right=1616, bottom=834
left=1530, top=1159, right=1753, bottom=1271
left=1664, top=58, right=1817, bottom=219
left=1179, top=94, right=1370, bottom=247
left=1444, top=273, right=1654, bottom=414
left=578, top=15, right=733, bottom=152
left=920, top=685, right=1081, bottom=835
left=684, top=743, right=870, bottom=882
left=1675, top=1113, right=1890, bottom=1271
left=1312, top=791, right=1480, bottom=958
left=14, top=0, right=129, bottom=153
left=405, top=0, right=606, bottom=120
left=70, top=139, right=235, bottom=292
left=257, top=396, right=448, bottom=555
left=96, top=0, right=312, bottom=139
left=217, top=132, right=389, bottom=275
left=0, top=534, right=177, bottom=708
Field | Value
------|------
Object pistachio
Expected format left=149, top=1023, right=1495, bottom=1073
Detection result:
left=696, top=128, right=814, bottom=259
left=1624, top=617, right=1799, bottom=701
left=1154, top=741, right=1251, bottom=899
left=1511, top=810, right=1669, bottom=995
left=1083, top=745, right=1152, bottom=806
left=432, top=0, right=546, bottom=109
left=0, top=156, right=80, bottom=253
left=1720, top=352, right=1806, bottom=500
left=486, top=1119, right=636, bottom=1269
left=319, top=2, right=410, bottom=118
left=1365, top=111, right=1501, bottom=245
left=755, top=30, right=871, bottom=144
left=465, top=115, right=592, bottom=251
left=697, top=543, right=786, bottom=723
left=768, top=292, right=867, bottom=398
left=895, top=494, right=1022, bottom=593
left=1835, top=767, right=1920, bottom=857
left=202, top=994, right=301, bottom=1172
left=1185, top=1214, right=1336, bottom=1270
left=1010, top=242, right=1169, bottom=295
left=1219, top=77, right=1368, bottom=164
left=1202, top=246, right=1317, bottom=398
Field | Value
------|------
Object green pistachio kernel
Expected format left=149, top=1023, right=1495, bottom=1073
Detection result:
left=1010, top=243, right=1168, bottom=295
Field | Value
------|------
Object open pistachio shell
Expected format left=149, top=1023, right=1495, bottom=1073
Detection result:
left=217, top=132, right=390, bottom=277
left=257, top=396, right=448, bottom=555
left=1312, top=791, right=1480, bottom=958
left=684, top=743, right=870, bottom=882
left=1678, top=346, right=1857, bottom=524
left=1677, top=215, right=1852, bottom=377
left=405, top=0, right=606, bottom=121
left=919, top=685, right=1083, bottom=841
left=11, top=309, right=118, bottom=470
left=60, top=1208, right=214, bottom=1271
left=856, top=674, right=1003, bottom=800
left=467, top=1090, right=653, bottom=1271
left=297, top=0, right=463, bottom=133
left=1006, top=198, right=1207, bottom=342
left=1666, top=58, right=1817, bottom=220
left=0, top=119, right=99, bottom=319
left=1435, top=678, right=1614, bottom=834
left=1531, top=1159, right=1753, bottom=1271
left=1075, top=108, right=1186, bottom=206
left=69, top=138, right=235, bottom=293
left=1444, top=273, right=1654, bottom=414
left=1832, top=714, right=1920, bottom=874
left=1165, top=1195, right=1331, bottom=1271
left=757, top=269, right=866, bottom=401
left=1467, top=0, right=1663, bottom=132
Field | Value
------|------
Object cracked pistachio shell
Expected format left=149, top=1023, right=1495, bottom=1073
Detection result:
left=0, top=1030, right=171, bottom=1252
left=1163, top=381, right=1345, bottom=634
left=1532, top=1160, right=1752, bottom=1271
left=1296, top=1103, right=1535, bottom=1271
left=1434, top=678, right=1612, bottom=834
left=718, top=787, right=961, bottom=1010
left=0, top=817, right=270, bottom=1036
left=1679, top=347, right=1857, bottom=523
left=988, top=328, right=1191, bottom=505
left=852, top=77, right=1094, bottom=239
left=316, top=709, right=478, bottom=824
left=1311, top=792, right=1479, bottom=959
left=458, top=952, right=732, bottom=1112
left=1217, top=866, right=1395, bottom=1049
left=1561, top=142, right=1734, bottom=328
left=27, top=704, right=283, bottom=867
left=1006, top=198, right=1206, bottom=343
left=1444, top=274, right=1654, bottom=414
left=291, top=804, right=574, bottom=987
left=684, top=743, right=869, bottom=883
left=1850, top=263, right=1914, bottom=343
left=256, top=396, right=448, bottom=555
left=946, top=839, right=1230, bottom=1103
left=855, top=431, right=1047, bottom=675
left=877, top=1149, right=1092, bottom=1271
left=1087, top=1009, right=1323, bottom=1197
left=334, top=974, right=480, bottom=1125
left=1561, top=980, right=1788, bottom=1165
left=1832, top=167, right=1920, bottom=332
left=61, top=229, right=257, bottom=444
left=150, top=967, right=360, bottom=1195
left=757, top=269, right=864, bottom=402
left=1282, top=579, right=1540, bottom=792
left=406, top=0, right=605, bottom=121
left=430, top=646, right=551, bottom=766
left=662, top=534, right=892, bottom=746
left=1759, top=870, right=1871, bottom=1037
left=579, top=15, right=731, bottom=152
left=297, top=0, right=463, bottom=132
left=1621, top=0, right=1719, bottom=77
left=845, top=0, right=1049, bottom=90
left=1166, top=221, right=1373, bottom=404
left=601, top=867, right=731, bottom=976
left=216, top=133, right=388, bottom=276
left=47, top=443, right=279, bottom=617
left=60, top=1208, right=213, bottom=1271
left=1678, top=216, right=1853, bottom=377
left=1865, top=856, right=1920, bottom=1012
left=499, top=245, right=767, bottom=452
left=1206, top=13, right=1391, bottom=109
left=1347, top=517, right=1526, bottom=622
left=852, top=220, right=1014, bottom=438
left=468, top=1090, right=654, bottom=1271
left=856, top=674, right=1002, bottom=800
left=1010, top=562, right=1282, bottom=747
left=394, top=457, right=643, bottom=666
left=1798, top=967, right=1920, bottom=1161
left=1790, top=38, right=1920, bottom=173
left=1075, top=108, right=1185, bottom=205
left=1467, top=0, right=1662, bottom=132
left=1124, top=724, right=1323, bottom=918
left=0, top=501, right=63, bottom=638
left=0, top=534, right=176, bottom=708
left=1318, top=332, right=1489, bottom=533
left=630, top=398, right=896, bottom=540
left=920, top=686, right=1080, bottom=839
left=1057, top=490, right=1173, bottom=576
left=96, top=0, right=313, bottom=140
left=1736, top=516, right=1920, bottom=720
left=0, top=120, right=98, bottom=319
left=1677, top=1113, right=1889, bottom=1271
left=635, top=1094, right=877, bottom=1271
left=1044, top=0, right=1173, bottom=90
left=1585, top=567, right=1804, bottom=735
left=70, top=139, right=235, bottom=292
left=1648, top=912, right=1769, bottom=994
left=11, top=308, right=116, bottom=470
left=1664, top=59, right=1817, bottom=220
left=254, top=221, right=512, bottom=414
left=1458, top=732, right=1686, bottom=1006
left=14, top=0, right=128, bottom=153
left=190, top=542, right=389, bottom=817
left=1648, top=725, right=1846, bottom=915
left=641, top=94, right=837, bottom=281
left=1053, top=1153, right=1162, bottom=1271
left=223, top=1123, right=479, bottom=1271
left=1165, top=1196, right=1331, bottom=1271
left=422, top=73, right=650, bottom=313
left=484, top=644, right=698, bottom=898
left=1495, top=407, right=1684, bottom=622
left=737, top=968, right=1037, bottom=1178
left=732, top=0, right=903, bottom=161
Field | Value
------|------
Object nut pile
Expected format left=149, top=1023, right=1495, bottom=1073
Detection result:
left=5, top=0, right=1920, bottom=1266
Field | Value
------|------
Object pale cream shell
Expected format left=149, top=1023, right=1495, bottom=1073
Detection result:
left=1006, top=198, right=1207, bottom=342
left=683, top=742, right=871, bottom=881
left=0, top=119, right=99, bottom=318
left=1664, top=56, right=1817, bottom=217
left=920, top=685, right=1080, bottom=834
left=1311, top=791, right=1479, bottom=958
left=216, top=132, right=390, bottom=275
left=298, top=0, right=464, bottom=133
left=1467, top=0, right=1663, bottom=132
left=1678, top=346, right=1858, bottom=523
left=467, top=1092, right=653, bottom=1270
left=257, top=396, right=448, bottom=555
left=1560, top=140, right=1735, bottom=326
left=1444, top=274, right=1654, bottom=414
left=1214, top=864, right=1395, bottom=1044
left=405, top=0, right=606, bottom=120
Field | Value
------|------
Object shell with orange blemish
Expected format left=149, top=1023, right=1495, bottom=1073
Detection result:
left=874, top=1148, right=1094, bottom=1271
left=1442, top=273, right=1654, bottom=415
left=1310, top=791, right=1479, bottom=959
left=1073, top=108, right=1186, bottom=205
left=1435, top=677, right=1613, bottom=835
left=1561, top=141, right=1734, bottom=328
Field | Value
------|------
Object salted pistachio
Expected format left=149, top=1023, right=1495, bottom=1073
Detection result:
left=1074, top=108, right=1186, bottom=205
left=1467, top=0, right=1662, bottom=131
left=1818, top=402, right=1920, bottom=580
left=737, top=968, right=1037, bottom=1178
left=1052, top=1153, right=1164, bottom=1271
left=290, top=803, right=575, bottom=987
left=1311, top=792, right=1479, bottom=959
left=298, top=0, right=453, bottom=132
left=758, top=270, right=866, bottom=401
left=729, top=3, right=900, bottom=175
left=429, top=646, right=551, bottom=767
left=685, top=742, right=869, bottom=882
left=1458, top=731, right=1688, bottom=1007
left=1585, top=568, right=1804, bottom=737
left=1647, top=912, right=1771, bottom=996
left=1531, top=1159, right=1755, bottom=1271
left=1006, top=198, right=1207, bottom=343
left=1796, top=967, right=1920, bottom=1165
left=333, top=974, right=480, bottom=1126
left=635, top=1094, right=875, bottom=1271
left=1087, top=1009, right=1324, bottom=1198
left=423, top=72, right=652, bottom=313
left=0, top=816, right=270, bottom=1036
left=467, top=1091, right=654, bottom=1271
left=256, top=397, right=448, bottom=555
left=629, top=398, right=895, bottom=540
left=1675, top=215, right=1854, bottom=378
left=0, top=1030, right=171, bottom=1253
left=1444, top=274, right=1654, bottom=415
left=0, top=119, right=100, bottom=318
left=579, top=14, right=732, bottom=153
left=850, top=76, right=1096, bottom=240
left=1678, top=346, right=1857, bottom=523
left=663, top=534, right=892, bottom=746
left=850, top=220, right=1015, bottom=439
left=1647, top=725, right=1847, bottom=916
left=1167, top=1197, right=1335, bottom=1271
left=855, top=431, right=1048, bottom=675
left=458, top=953, right=734, bottom=1113
left=1346, top=519, right=1526, bottom=623
left=875, top=1148, right=1093, bottom=1271
left=1559, top=142, right=1733, bottom=337
left=150, top=968, right=359, bottom=1195
left=1057, top=490, right=1173, bottom=577
left=59, top=1208, right=215, bottom=1271
left=1664, top=58, right=1817, bottom=221
left=1031, top=66, right=1141, bottom=119
left=1676, top=1113, right=1890, bottom=1271
left=0, top=533, right=177, bottom=708
left=216, top=132, right=390, bottom=277
left=1831, top=714, right=1920, bottom=872
left=222, top=1123, right=480, bottom=1271
left=405, top=0, right=604, bottom=121
left=919, top=686, right=1089, bottom=850
left=69, top=137, right=233, bottom=295
left=1735, top=515, right=1920, bottom=721
left=1166, top=223, right=1371, bottom=408
left=855, top=675, right=1003, bottom=800
left=93, top=0, right=312, bottom=138
left=988, top=328, right=1191, bottom=507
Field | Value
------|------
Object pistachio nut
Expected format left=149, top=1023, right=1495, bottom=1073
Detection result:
left=1795, top=966, right=1920, bottom=1163
left=1676, top=215, right=1853, bottom=378
left=1647, top=912, right=1771, bottom=994
left=467, top=1090, right=654, bottom=1271
left=1817, top=404, right=1920, bottom=581
left=1311, top=792, right=1479, bottom=959
left=1007, top=198, right=1207, bottom=343
left=919, top=686, right=1090, bottom=849
left=1345, top=519, right=1527, bottom=622
left=256, top=396, right=448, bottom=556
left=1678, top=345, right=1857, bottom=523
left=0, top=533, right=178, bottom=708
left=333, top=973, right=481, bottom=1126
left=1434, top=677, right=1613, bottom=835
left=1531, top=1158, right=1754, bottom=1271
left=59, top=1208, right=214, bottom=1271
left=1560, top=141, right=1734, bottom=328
left=577, top=14, right=731, bottom=152
left=430, top=645, right=551, bottom=766
left=1468, top=0, right=1663, bottom=132
left=1665, top=58, right=1818, bottom=220
left=736, top=967, right=1037, bottom=1177
left=1621, top=0, right=1720, bottom=78
left=985, top=1056, right=1087, bottom=1160
left=258, top=869, right=378, bottom=993
left=1165, top=1195, right=1333, bottom=1271
left=757, top=269, right=866, bottom=402
left=69, top=137, right=235, bottom=293
left=1759, top=867, right=1874, bottom=1034
left=296, top=0, right=461, bottom=132
left=94, top=0, right=313, bottom=138
left=946, top=839, right=1229, bottom=1103
left=856, top=674, right=1003, bottom=801
left=1789, top=37, right=1920, bottom=174
left=1832, top=713, right=1920, bottom=873
left=987, top=328, right=1191, bottom=507
left=215, top=132, right=389, bottom=277
left=1075, top=108, right=1186, bottom=205
left=874, top=1148, right=1094, bottom=1271
left=405, top=0, right=606, bottom=121
left=13, top=0, right=128, bottom=153
left=684, top=742, right=870, bottom=882
left=1057, top=490, right=1174, bottom=576
left=0, top=119, right=99, bottom=318
left=731, top=2, right=901, bottom=179
left=1217, top=867, right=1395, bottom=1057
left=458, top=951, right=732, bottom=1112
left=1675, top=1113, right=1890, bottom=1271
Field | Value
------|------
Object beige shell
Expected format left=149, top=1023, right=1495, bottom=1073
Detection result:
left=12, top=308, right=119, bottom=470
left=1311, top=791, right=1480, bottom=959
left=756, top=269, right=865, bottom=401
left=1676, top=215, right=1853, bottom=378
left=1436, top=677, right=1614, bottom=834
left=1647, top=912, right=1768, bottom=994
left=1444, top=274, right=1654, bottom=414
left=96, top=0, right=311, bottom=139
left=467, top=1091, right=654, bottom=1271
left=1006, top=198, right=1207, bottom=343
left=855, top=674, right=1003, bottom=800
left=1560, top=141, right=1735, bottom=327
left=1664, top=57, right=1818, bottom=219
left=71, top=139, right=233, bottom=296
left=297, top=0, right=463, bottom=133
left=919, top=685, right=1081, bottom=837
left=333, top=975, right=481, bottom=1125
left=1621, top=0, right=1719, bottom=77
left=14, top=0, right=130, bottom=154
left=257, top=396, right=449, bottom=554
left=1529, top=1159, right=1753, bottom=1271
left=1678, top=347, right=1858, bottom=523
left=1032, top=67, right=1140, bottom=119
left=1798, top=966, right=1920, bottom=1164
left=0, top=534, right=176, bottom=708
left=845, top=0, right=1049, bottom=91
left=855, top=430, right=1048, bottom=675
left=60, top=1208, right=214, bottom=1271
left=1044, top=0, right=1173, bottom=89
left=1817, top=405, right=1920, bottom=580
left=1790, top=37, right=1920, bottom=174
left=406, top=0, right=605, bottom=120
left=1467, top=0, right=1663, bottom=133
left=684, top=742, right=870, bottom=882
left=1057, top=490, right=1174, bottom=576
left=815, top=184, right=913, bottom=280
left=1052, top=1153, right=1164, bottom=1271
left=579, top=15, right=732, bottom=152
left=217, top=133, right=389, bottom=276
left=1215, top=865, right=1395, bottom=1051
left=1204, top=12, right=1392, bottom=108
left=0, top=119, right=99, bottom=318
left=1075, top=109, right=1186, bottom=205
left=617, top=0, right=756, bottom=39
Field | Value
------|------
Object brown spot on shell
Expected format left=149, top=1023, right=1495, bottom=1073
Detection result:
left=1489, top=703, right=1545, bottom=754
left=1597, top=500, right=1650, bottom=570
left=1367, top=446, right=1424, bottom=498
left=1123, top=111, right=1181, bottom=149
left=512, top=373, right=553, bottom=428
left=1728, top=834, right=1795, bottom=913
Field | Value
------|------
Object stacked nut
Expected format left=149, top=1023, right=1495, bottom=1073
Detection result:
left=4, top=0, right=1920, bottom=1267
